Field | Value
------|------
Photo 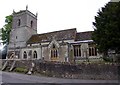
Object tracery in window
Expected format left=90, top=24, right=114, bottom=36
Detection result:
left=73, top=45, right=81, bottom=57
left=51, top=44, right=58, bottom=60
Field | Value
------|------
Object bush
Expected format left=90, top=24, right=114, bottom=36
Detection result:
left=116, top=54, right=120, bottom=62
left=103, top=56, right=113, bottom=62
left=14, top=67, right=28, bottom=73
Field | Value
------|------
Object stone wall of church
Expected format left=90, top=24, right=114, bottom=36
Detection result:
left=21, top=47, right=41, bottom=59
left=59, top=45, right=68, bottom=62
left=9, top=10, right=37, bottom=50
left=42, top=44, right=68, bottom=62
left=81, top=43, right=89, bottom=58
left=69, top=43, right=101, bottom=62
left=42, top=46, right=49, bottom=61
left=9, top=27, right=36, bottom=48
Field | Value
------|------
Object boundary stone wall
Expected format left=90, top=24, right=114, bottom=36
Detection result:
left=1, top=59, right=119, bottom=80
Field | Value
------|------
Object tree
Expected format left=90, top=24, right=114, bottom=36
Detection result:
left=0, top=15, right=13, bottom=59
left=1, top=15, right=13, bottom=44
left=92, top=2, right=120, bottom=55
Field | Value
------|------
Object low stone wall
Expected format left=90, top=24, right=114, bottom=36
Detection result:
left=33, top=61, right=119, bottom=80
left=1, top=59, right=119, bottom=80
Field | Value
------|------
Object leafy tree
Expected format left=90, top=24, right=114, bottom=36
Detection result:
left=0, top=29, right=2, bottom=41
left=1, top=15, right=13, bottom=44
left=92, top=2, right=120, bottom=55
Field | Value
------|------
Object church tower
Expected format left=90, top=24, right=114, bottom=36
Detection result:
left=9, top=7, right=37, bottom=49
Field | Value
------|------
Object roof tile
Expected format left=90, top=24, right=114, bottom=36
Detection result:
left=75, top=31, right=93, bottom=41
left=27, top=28, right=77, bottom=44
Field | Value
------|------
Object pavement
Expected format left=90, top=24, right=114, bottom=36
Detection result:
left=0, top=71, right=119, bottom=85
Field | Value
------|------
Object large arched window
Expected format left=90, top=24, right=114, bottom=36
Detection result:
left=23, top=51, right=27, bottom=59
left=51, top=44, right=58, bottom=61
left=51, top=49, right=58, bottom=58
left=33, top=51, right=37, bottom=59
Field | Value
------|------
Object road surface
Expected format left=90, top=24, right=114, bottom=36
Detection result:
left=0, top=71, right=119, bottom=85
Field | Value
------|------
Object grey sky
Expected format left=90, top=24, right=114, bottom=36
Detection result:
left=1, top=0, right=110, bottom=34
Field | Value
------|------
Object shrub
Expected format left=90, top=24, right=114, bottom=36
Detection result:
left=103, top=56, right=113, bottom=62
left=14, top=67, right=28, bottom=73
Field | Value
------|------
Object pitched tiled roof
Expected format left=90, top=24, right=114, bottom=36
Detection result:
left=27, top=28, right=77, bottom=44
left=75, top=31, right=93, bottom=41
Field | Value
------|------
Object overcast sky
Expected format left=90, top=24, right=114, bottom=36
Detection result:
left=0, top=0, right=110, bottom=34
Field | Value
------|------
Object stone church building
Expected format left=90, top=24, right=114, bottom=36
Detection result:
left=8, top=9, right=101, bottom=62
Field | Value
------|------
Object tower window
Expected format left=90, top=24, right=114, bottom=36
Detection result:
left=31, top=21, right=33, bottom=28
left=18, top=19, right=21, bottom=26
left=16, top=36, right=17, bottom=39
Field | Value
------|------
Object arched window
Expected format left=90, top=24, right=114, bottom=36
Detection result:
left=31, top=21, right=33, bottom=28
left=18, top=19, right=21, bottom=26
left=73, top=45, right=81, bottom=57
left=23, top=51, right=27, bottom=59
left=95, top=47, right=97, bottom=56
left=33, top=51, right=37, bottom=59
left=92, top=48, right=94, bottom=56
left=89, top=47, right=97, bottom=56
left=89, top=48, right=92, bottom=56
left=51, top=50, right=58, bottom=58
left=51, top=44, right=58, bottom=61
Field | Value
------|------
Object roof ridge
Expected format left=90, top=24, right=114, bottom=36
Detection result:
left=77, top=31, right=93, bottom=34
left=32, top=28, right=77, bottom=36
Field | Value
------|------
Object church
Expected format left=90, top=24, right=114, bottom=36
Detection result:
left=8, top=8, right=101, bottom=62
